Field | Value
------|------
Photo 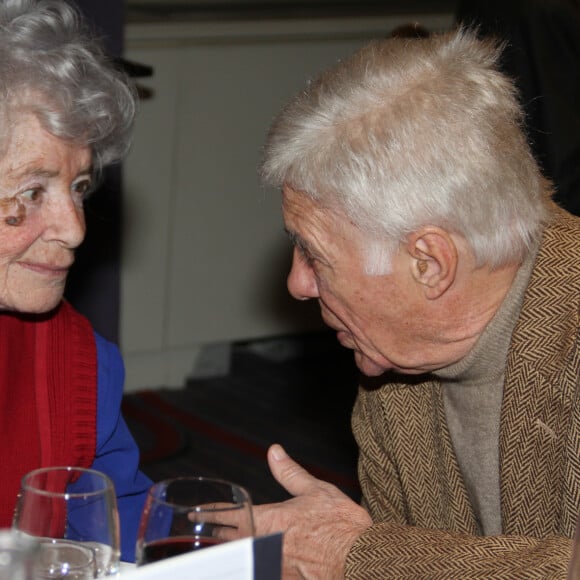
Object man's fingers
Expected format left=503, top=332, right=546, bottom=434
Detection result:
left=267, top=444, right=319, bottom=497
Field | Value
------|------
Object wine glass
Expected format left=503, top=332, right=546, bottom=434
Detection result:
left=136, top=476, right=254, bottom=566
left=34, top=540, right=96, bottom=579
left=12, top=467, right=120, bottom=577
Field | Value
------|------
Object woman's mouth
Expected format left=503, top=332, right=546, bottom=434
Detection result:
left=19, top=261, right=71, bottom=277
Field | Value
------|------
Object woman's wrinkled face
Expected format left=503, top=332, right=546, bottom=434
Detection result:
left=0, top=113, right=91, bottom=313
left=282, top=185, right=433, bottom=377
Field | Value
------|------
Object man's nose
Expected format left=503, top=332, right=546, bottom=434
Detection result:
left=287, top=247, right=319, bottom=301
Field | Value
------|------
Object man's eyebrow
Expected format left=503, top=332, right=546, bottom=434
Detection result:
left=285, top=228, right=310, bottom=253
left=284, top=228, right=331, bottom=266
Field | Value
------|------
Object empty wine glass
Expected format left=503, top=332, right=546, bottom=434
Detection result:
left=34, top=540, right=95, bottom=579
left=12, top=467, right=120, bottom=577
left=136, top=477, right=254, bottom=566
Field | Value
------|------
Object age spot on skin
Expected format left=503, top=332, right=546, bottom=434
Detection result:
left=1, top=198, right=26, bottom=226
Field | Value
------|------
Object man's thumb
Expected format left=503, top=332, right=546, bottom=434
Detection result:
left=267, top=444, right=317, bottom=497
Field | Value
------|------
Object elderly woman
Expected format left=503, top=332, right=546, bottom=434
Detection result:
left=0, top=0, right=150, bottom=562
left=253, top=29, right=580, bottom=577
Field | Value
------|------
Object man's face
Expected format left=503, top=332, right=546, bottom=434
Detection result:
left=282, top=185, right=439, bottom=377
left=0, top=113, right=91, bottom=313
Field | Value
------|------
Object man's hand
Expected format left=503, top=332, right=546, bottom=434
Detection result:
left=253, top=444, right=372, bottom=579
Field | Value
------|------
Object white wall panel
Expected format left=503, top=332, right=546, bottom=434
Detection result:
left=122, top=14, right=454, bottom=390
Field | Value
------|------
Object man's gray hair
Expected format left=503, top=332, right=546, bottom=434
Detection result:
left=0, top=0, right=137, bottom=180
left=261, top=28, right=550, bottom=272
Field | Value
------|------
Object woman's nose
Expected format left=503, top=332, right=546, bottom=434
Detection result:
left=42, top=195, right=86, bottom=249
left=287, top=247, right=319, bottom=301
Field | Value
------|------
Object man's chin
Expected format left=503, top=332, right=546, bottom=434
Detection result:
left=354, top=352, right=389, bottom=377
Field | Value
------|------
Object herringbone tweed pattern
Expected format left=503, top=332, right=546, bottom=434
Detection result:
left=346, top=207, right=580, bottom=578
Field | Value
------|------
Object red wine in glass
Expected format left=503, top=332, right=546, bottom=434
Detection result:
left=140, top=536, right=225, bottom=564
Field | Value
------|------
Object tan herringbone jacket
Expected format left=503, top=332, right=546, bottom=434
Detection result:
left=347, top=207, right=580, bottom=579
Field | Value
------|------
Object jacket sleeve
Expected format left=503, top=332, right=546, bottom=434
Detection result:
left=345, top=523, right=573, bottom=579
left=91, top=332, right=152, bottom=563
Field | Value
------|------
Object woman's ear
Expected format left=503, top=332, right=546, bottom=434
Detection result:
left=407, top=227, right=458, bottom=300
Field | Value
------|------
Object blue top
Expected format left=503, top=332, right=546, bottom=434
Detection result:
left=91, top=332, right=152, bottom=562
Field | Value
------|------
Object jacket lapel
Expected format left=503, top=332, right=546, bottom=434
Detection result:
left=500, top=207, right=580, bottom=537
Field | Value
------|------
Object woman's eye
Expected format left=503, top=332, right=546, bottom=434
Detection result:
left=20, top=188, right=42, bottom=203
left=73, top=179, right=92, bottom=199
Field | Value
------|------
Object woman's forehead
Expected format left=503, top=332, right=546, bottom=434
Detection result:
left=0, top=113, right=92, bottom=194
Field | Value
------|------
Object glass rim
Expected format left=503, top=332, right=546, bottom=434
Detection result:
left=21, top=466, right=115, bottom=498
left=147, top=476, right=252, bottom=511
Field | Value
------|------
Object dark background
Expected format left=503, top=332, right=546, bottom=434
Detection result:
left=65, top=0, right=126, bottom=343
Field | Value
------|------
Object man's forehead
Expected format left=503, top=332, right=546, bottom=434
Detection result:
left=282, top=200, right=322, bottom=250
left=281, top=187, right=326, bottom=225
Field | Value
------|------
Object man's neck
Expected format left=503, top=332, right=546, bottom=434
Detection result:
left=425, top=260, right=522, bottom=369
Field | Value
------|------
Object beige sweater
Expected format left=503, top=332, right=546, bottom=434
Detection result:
left=438, top=240, right=537, bottom=536
left=346, top=206, right=580, bottom=579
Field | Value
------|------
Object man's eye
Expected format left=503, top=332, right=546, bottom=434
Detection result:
left=299, top=248, right=315, bottom=266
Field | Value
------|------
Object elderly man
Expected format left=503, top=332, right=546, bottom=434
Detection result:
left=253, top=29, right=580, bottom=577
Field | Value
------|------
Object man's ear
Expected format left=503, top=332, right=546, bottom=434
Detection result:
left=407, top=227, right=458, bottom=300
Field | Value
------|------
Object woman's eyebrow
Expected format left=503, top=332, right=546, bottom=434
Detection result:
left=8, top=162, right=92, bottom=181
left=8, top=165, right=58, bottom=180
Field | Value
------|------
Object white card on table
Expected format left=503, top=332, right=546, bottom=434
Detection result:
left=121, top=534, right=282, bottom=580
